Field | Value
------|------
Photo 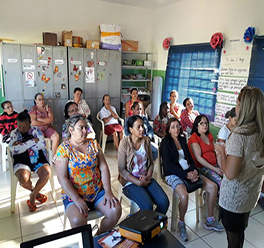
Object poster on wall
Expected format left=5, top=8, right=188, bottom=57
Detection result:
left=25, top=71, right=36, bottom=87
left=213, top=39, right=252, bottom=127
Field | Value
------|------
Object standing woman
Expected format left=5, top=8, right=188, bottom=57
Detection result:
left=29, top=93, right=59, bottom=156
left=125, top=88, right=144, bottom=118
left=215, top=86, right=264, bottom=248
left=169, top=90, right=182, bottom=120
left=100, top=94, right=123, bottom=149
left=118, top=115, right=169, bottom=214
left=180, top=98, right=199, bottom=136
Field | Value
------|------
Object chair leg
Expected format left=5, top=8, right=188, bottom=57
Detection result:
left=195, top=190, right=200, bottom=223
left=2, top=145, right=7, bottom=172
left=63, top=210, right=68, bottom=230
left=49, top=168, right=56, bottom=204
left=102, top=134, right=107, bottom=153
left=99, top=131, right=102, bottom=147
left=171, top=191, right=179, bottom=232
left=11, top=177, right=18, bottom=214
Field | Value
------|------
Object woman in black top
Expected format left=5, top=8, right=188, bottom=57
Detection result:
left=160, top=117, right=199, bottom=242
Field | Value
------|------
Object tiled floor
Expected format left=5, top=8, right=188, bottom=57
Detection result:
left=0, top=143, right=264, bottom=248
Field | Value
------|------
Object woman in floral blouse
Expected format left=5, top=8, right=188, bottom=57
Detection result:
left=153, top=102, right=172, bottom=138
left=55, top=114, right=121, bottom=234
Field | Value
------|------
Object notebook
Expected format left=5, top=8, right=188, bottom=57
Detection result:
left=20, top=224, right=94, bottom=248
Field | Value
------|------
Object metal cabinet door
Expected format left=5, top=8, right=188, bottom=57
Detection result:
left=83, top=48, right=97, bottom=99
left=2, top=43, right=23, bottom=100
left=108, top=50, right=121, bottom=98
left=53, top=99, right=66, bottom=137
left=37, top=45, right=53, bottom=99
left=53, top=47, right=68, bottom=100
left=21, top=45, right=38, bottom=100
left=96, top=50, right=109, bottom=98
left=68, top=47, right=84, bottom=99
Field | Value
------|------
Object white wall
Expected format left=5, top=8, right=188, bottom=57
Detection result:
left=152, top=0, right=264, bottom=70
left=0, top=0, right=153, bottom=52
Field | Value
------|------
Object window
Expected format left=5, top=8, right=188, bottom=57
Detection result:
left=248, top=36, right=264, bottom=91
left=163, top=43, right=221, bottom=121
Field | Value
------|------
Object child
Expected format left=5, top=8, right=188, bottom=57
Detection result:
left=0, top=101, right=18, bottom=143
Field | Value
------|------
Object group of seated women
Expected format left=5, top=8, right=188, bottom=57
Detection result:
left=5, top=86, right=238, bottom=241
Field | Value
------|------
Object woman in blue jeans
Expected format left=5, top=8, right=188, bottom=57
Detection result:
left=118, top=115, right=169, bottom=214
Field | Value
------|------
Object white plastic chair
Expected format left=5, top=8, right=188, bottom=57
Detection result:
left=63, top=209, right=104, bottom=230
left=8, top=138, right=56, bottom=214
left=118, top=183, right=139, bottom=214
left=96, top=111, right=124, bottom=153
left=0, top=134, right=8, bottom=172
left=154, top=142, right=200, bottom=231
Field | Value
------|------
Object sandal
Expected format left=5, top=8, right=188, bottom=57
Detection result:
left=36, top=193, right=47, bottom=204
left=27, top=200, right=37, bottom=212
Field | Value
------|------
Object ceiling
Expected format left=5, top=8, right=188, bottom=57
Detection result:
left=97, top=0, right=182, bottom=9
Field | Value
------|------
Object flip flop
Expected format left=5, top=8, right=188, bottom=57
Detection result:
left=27, top=200, right=37, bottom=212
left=36, top=193, right=47, bottom=204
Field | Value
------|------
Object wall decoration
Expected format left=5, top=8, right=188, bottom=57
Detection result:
left=162, top=37, right=172, bottom=50
left=243, top=27, right=255, bottom=43
left=210, top=32, right=224, bottom=49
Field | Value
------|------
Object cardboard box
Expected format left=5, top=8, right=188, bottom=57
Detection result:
left=86, top=40, right=100, bottom=49
left=62, top=30, right=72, bottom=47
left=100, top=24, right=121, bottom=51
left=73, top=36, right=83, bottom=47
left=121, top=40, right=138, bottom=52
left=42, top=32, right=57, bottom=46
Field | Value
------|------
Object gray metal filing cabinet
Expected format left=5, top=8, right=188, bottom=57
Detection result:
left=2, top=43, right=121, bottom=141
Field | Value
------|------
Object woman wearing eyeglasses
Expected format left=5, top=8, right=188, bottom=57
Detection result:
left=62, top=102, right=95, bottom=141
left=188, top=114, right=224, bottom=231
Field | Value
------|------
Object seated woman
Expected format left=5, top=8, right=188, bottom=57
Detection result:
left=29, top=93, right=59, bottom=156
left=160, top=118, right=223, bottom=238
left=188, top=115, right=223, bottom=190
left=169, top=90, right=183, bottom=120
left=125, top=88, right=144, bottom=118
left=68, top=87, right=93, bottom=124
left=153, top=102, right=172, bottom=138
left=10, top=110, right=51, bottom=212
left=100, top=94, right=123, bottom=149
left=62, top=102, right=95, bottom=141
left=55, top=114, right=121, bottom=234
left=0, top=101, right=18, bottom=143
left=125, top=102, right=157, bottom=161
left=118, top=115, right=169, bottom=215
left=180, top=98, right=199, bottom=137
left=217, top=107, right=236, bottom=143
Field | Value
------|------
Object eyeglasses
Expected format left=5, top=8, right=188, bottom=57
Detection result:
left=198, top=121, right=208, bottom=126
left=4, top=105, right=13, bottom=109
left=68, top=109, right=78, bottom=114
left=170, top=125, right=181, bottom=129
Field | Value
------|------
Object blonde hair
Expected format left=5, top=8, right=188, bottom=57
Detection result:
left=236, top=86, right=264, bottom=154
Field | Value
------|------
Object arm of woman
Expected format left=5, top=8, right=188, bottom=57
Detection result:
left=146, top=139, right=154, bottom=179
left=0, top=115, right=7, bottom=135
left=109, top=106, right=119, bottom=120
left=190, top=143, right=222, bottom=176
left=97, top=151, right=118, bottom=208
left=55, top=158, right=89, bottom=217
left=215, top=143, right=242, bottom=180
left=170, top=104, right=181, bottom=119
left=38, top=106, right=54, bottom=124
left=30, top=112, right=46, bottom=126
left=125, top=101, right=130, bottom=118
left=181, top=111, right=194, bottom=130
left=118, top=139, right=150, bottom=187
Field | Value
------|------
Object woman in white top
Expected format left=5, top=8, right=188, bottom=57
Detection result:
left=215, top=86, right=264, bottom=248
left=100, top=94, right=123, bottom=149
left=217, top=107, right=236, bottom=143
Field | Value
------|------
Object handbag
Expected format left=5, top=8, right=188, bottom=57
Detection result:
left=183, top=178, right=203, bottom=193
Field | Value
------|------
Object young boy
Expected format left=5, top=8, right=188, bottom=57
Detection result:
left=0, top=101, right=18, bottom=143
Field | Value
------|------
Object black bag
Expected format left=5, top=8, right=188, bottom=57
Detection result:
left=183, top=178, right=203, bottom=193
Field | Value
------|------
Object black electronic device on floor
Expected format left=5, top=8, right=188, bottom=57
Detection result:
left=119, top=209, right=168, bottom=244
left=20, top=224, right=94, bottom=248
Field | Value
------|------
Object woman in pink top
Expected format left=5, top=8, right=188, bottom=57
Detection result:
left=180, top=98, right=199, bottom=136
left=125, top=88, right=144, bottom=118
left=29, top=93, right=59, bottom=156
left=169, top=90, right=182, bottom=119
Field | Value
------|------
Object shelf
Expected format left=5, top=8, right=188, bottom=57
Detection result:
left=122, top=65, right=151, bottom=69
left=122, top=79, right=151, bottom=82
left=122, top=51, right=153, bottom=55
